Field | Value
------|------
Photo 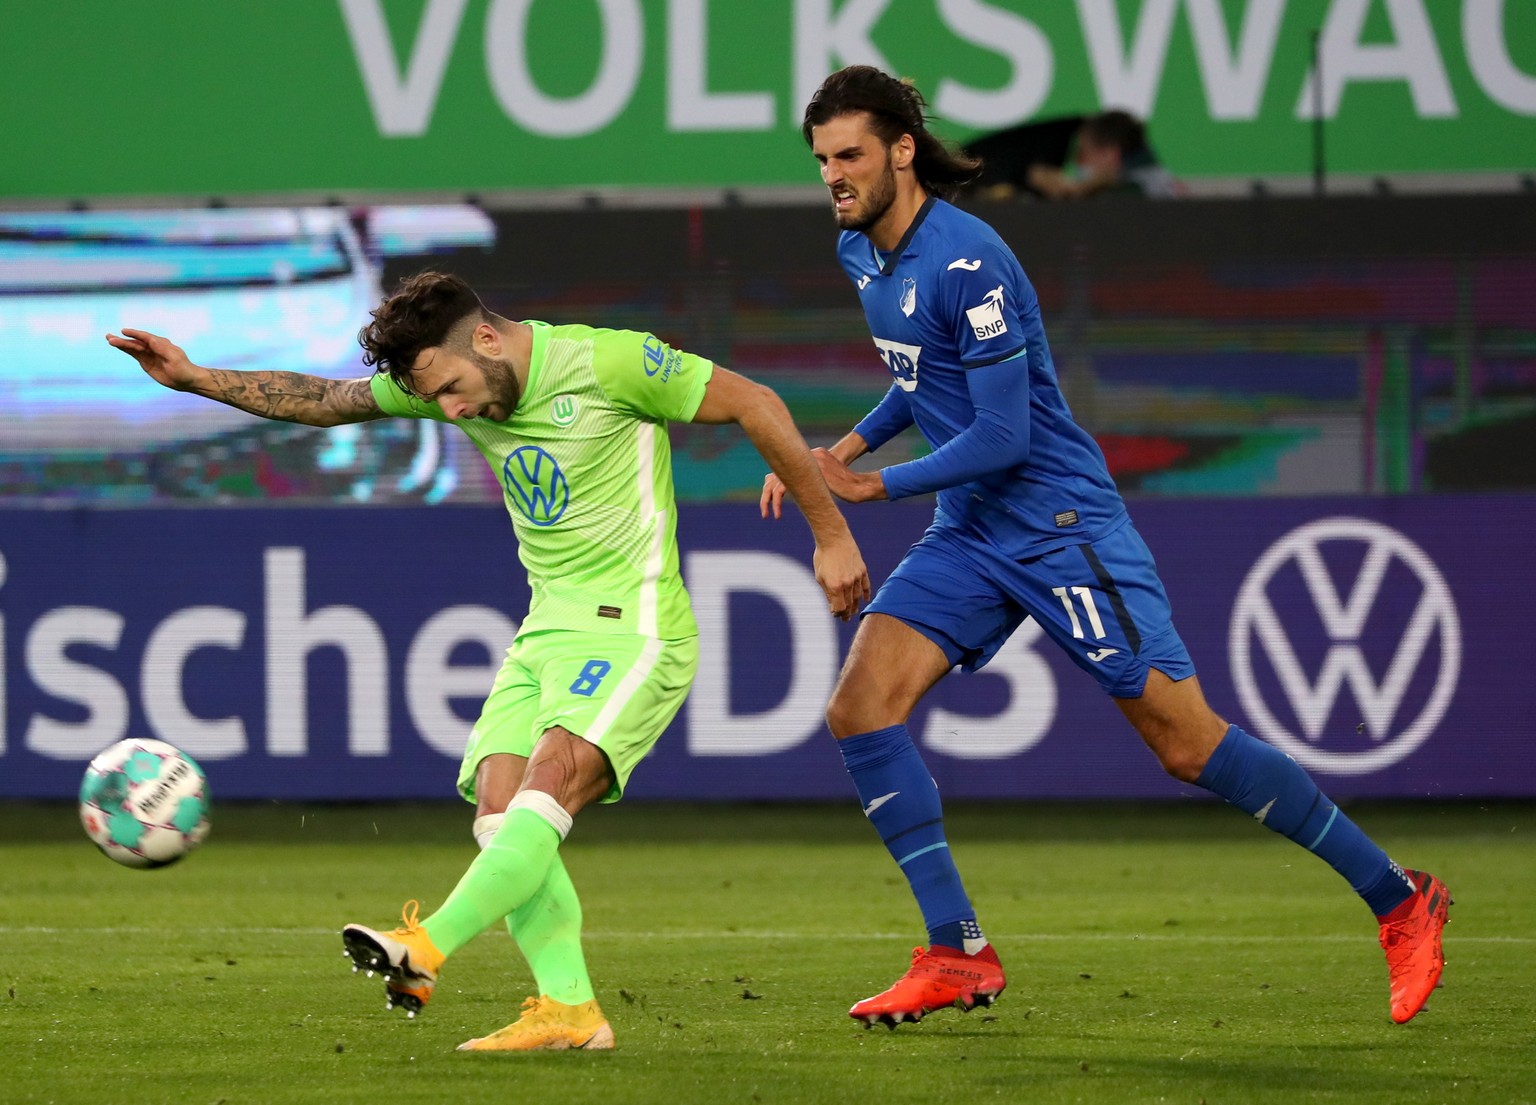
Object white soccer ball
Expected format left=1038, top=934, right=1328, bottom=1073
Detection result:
left=78, top=738, right=212, bottom=868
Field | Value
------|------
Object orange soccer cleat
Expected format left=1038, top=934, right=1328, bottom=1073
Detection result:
left=849, top=944, right=1006, bottom=1028
left=457, top=996, right=616, bottom=1052
left=341, top=899, right=447, bottom=1018
left=1379, top=869, right=1452, bottom=1024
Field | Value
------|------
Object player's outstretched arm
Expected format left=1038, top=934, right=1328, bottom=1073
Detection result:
left=693, top=366, right=871, bottom=620
left=105, top=328, right=386, bottom=427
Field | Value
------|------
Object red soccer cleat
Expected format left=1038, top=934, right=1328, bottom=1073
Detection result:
left=1379, top=869, right=1451, bottom=1024
left=849, top=945, right=1006, bottom=1028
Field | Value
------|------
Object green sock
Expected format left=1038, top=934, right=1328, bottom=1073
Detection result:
left=423, top=808, right=560, bottom=957
left=507, top=855, right=595, bottom=1005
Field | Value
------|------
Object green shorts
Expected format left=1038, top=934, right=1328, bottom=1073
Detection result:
left=457, top=630, right=699, bottom=805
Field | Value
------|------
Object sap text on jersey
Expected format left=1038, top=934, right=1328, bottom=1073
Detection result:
left=872, top=337, right=922, bottom=392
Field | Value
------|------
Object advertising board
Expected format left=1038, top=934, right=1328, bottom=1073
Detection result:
left=0, top=497, right=1523, bottom=800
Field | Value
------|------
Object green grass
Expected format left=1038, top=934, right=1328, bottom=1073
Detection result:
left=3, top=801, right=1533, bottom=1105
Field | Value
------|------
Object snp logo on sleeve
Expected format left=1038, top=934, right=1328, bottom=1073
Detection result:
left=965, top=286, right=1009, bottom=341
left=873, top=337, right=922, bottom=392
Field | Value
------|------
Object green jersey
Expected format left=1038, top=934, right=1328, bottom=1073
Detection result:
left=370, top=322, right=714, bottom=639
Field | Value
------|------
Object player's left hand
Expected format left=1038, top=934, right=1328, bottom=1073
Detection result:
left=812, top=448, right=887, bottom=503
left=760, top=471, right=789, bottom=519
left=813, top=535, right=871, bottom=621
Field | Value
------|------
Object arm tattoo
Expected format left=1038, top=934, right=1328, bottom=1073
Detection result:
left=200, top=370, right=381, bottom=425
left=331, top=377, right=384, bottom=422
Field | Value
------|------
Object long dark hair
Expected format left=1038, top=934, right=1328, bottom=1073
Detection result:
left=801, top=65, right=981, bottom=199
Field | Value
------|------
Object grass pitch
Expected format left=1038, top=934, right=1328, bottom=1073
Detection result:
left=3, top=800, right=1532, bottom=1105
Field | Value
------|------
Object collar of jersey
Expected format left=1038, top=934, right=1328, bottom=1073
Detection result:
left=874, top=195, right=938, bottom=276
left=517, top=319, right=549, bottom=412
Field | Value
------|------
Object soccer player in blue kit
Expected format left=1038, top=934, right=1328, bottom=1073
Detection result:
left=764, top=66, right=1451, bottom=1029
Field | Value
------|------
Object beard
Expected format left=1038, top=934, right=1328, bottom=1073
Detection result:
left=471, top=349, right=520, bottom=420
left=834, top=154, right=898, bottom=233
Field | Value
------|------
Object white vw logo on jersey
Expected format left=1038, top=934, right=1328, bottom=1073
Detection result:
left=1228, top=518, right=1461, bottom=775
left=872, top=337, right=921, bottom=392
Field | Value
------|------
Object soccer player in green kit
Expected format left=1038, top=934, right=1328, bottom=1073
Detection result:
left=106, top=271, right=870, bottom=1051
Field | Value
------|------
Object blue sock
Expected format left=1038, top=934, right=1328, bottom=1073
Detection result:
left=1197, top=725, right=1414, bottom=916
left=838, top=725, right=983, bottom=951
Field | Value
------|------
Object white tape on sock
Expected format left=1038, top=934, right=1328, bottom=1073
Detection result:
left=472, top=812, right=505, bottom=851
left=508, top=790, right=574, bottom=840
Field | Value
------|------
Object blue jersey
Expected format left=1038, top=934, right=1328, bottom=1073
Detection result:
left=839, top=197, right=1126, bottom=558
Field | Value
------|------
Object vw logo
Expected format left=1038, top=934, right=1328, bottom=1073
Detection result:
left=502, top=446, right=569, bottom=526
left=1228, top=518, right=1460, bottom=775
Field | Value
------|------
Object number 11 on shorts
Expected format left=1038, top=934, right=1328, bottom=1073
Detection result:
left=1052, top=586, right=1106, bottom=640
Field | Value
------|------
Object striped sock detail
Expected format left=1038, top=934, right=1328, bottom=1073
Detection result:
left=839, top=724, right=979, bottom=948
left=897, top=841, right=951, bottom=867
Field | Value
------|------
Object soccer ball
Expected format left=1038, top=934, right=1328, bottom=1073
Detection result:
left=79, top=738, right=212, bottom=868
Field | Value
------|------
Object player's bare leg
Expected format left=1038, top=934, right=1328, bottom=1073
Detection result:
left=1112, top=670, right=1227, bottom=784
left=1119, top=669, right=1450, bottom=1022
left=825, top=614, right=951, bottom=737
left=828, top=614, right=1006, bottom=1027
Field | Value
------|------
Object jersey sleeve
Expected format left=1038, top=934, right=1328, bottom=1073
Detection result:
left=368, top=372, right=451, bottom=422
left=879, top=351, right=1031, bottom=498
left=939, top=236, right=1030, bottom=369
left=852, top=384, right=915, bottom=453
left=590, top=329, right=715, bottom=423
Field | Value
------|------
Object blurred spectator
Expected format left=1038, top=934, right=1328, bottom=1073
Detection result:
left=962, top=115, right=1085, bottom=200
left=1026, top=110, right=1180, bottom=200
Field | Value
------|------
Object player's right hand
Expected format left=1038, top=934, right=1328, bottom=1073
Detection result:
left=813, top=535, right=871, bottom=621
left=105, top=328, right=199, bottom=392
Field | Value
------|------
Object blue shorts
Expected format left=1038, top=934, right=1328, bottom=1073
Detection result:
left=865, top=518, right=1195, bottom=698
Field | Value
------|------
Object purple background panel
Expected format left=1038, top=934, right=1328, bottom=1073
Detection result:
left=0, top=495, right=1527, bottom=801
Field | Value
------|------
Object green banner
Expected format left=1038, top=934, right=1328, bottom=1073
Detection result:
left=3, top=0, right=1533, bottom=199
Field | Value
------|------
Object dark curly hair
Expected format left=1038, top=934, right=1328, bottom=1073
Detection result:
left=801, top=65, right=981, bottom=199
left=358, top=271, right=491, bottom=390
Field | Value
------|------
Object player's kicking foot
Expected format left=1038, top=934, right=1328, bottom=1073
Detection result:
left=849, top=945, right=1006, bottom=1028
left=341, top=899, right=446, bottom=1018
left=1379, top=869, right=1451, bottom=1024
left=457, top=996, right=616, bottom=1051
